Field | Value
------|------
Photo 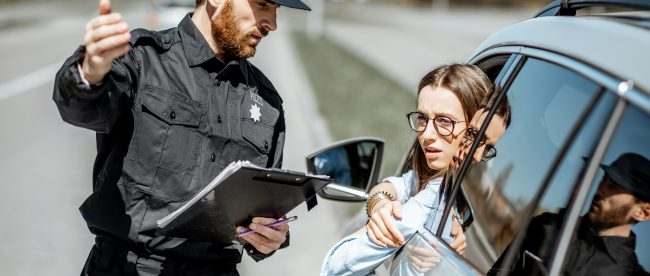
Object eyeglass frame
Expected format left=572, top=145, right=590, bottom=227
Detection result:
left=406, top=111, right=465, bottom=137
left=464, top=127, right=497, bottom=161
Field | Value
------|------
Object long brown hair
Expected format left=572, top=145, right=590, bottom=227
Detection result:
left=411, top=64, right=492, bottom=192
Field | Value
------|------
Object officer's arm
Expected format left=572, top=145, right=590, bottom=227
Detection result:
left=53, top=44, right=138, bottom=133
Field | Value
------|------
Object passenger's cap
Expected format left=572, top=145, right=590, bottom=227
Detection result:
left=601, top=153, right=650, bottom=202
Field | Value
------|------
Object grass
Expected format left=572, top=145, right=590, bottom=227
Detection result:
left=291, top=32, right=417, bottom=181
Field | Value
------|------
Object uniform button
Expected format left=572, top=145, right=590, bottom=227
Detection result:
left=264, top=141, right=269, bottom=150
left=210, top=153, right=216, bottom=162
left=218, top=115, right=222, bottom=123
left=170, top=111, right=176, bottom=120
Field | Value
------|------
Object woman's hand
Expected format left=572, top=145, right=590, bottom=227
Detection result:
left=367, top=199, right=405, bottom=247
left=407, top=242, right=441, bottom=273
left=449, top=216, right=466, bottom=255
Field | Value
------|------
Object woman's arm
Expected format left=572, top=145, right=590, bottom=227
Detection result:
left=321, top=182, right=445, bottom=275
left=366, top=182, right=405, bottom=247
left=366, top=183, right=467, bottom=255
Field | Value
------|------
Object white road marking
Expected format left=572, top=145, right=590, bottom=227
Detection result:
left=0, top=61, right=63, bottom=101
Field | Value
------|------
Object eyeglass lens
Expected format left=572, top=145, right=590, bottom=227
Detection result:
left=407, top=112, right=455, bottom=136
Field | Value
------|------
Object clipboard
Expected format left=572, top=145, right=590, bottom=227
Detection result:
left=156, top=161, right=332, bottom=243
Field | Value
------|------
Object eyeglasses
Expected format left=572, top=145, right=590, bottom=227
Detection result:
left=464, top=127, right=497, bottom=161
left=406, top=112, right=464, bottom=136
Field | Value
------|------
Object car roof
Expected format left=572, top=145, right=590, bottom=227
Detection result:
left=599, top=11, right=650, bottom=30
left=470, top=13, right=650, bottom=95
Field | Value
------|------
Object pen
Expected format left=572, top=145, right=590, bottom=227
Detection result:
left=236, top=216, right=298, bottom=237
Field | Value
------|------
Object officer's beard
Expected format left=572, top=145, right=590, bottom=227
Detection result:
left=211, top=0, right=266, bottom=60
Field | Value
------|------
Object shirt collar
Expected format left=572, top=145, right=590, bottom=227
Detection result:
left=582, top=219, right=637, bottom=264
left=178, top=13, right=251, bottom=85
left=178, top=14, right=215, bottom=67
left=599, top=232, right=636, bottom=264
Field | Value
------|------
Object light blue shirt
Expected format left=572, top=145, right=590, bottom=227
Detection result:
left=386, top=170, right=419, bottom=205
left=321, top=171, right=453, bottom=276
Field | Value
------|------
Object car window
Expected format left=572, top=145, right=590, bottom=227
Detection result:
left=476, top=55, right=513, bottom=83
left=487, top=91, right=617, bottom=275
left=570, top=103, right=650, bottom=273
left=458, top=57, right=602, bottom=273
left=390, top=228, right=481, bottom=275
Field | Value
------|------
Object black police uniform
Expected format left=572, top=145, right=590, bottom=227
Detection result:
left=53, top=14, right=287, bottom=275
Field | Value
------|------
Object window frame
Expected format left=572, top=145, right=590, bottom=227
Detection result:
left=444, top=49, right=625, bottom=273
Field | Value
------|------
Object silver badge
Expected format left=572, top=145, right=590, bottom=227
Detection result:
left=250, top=104, right=261, bottom=122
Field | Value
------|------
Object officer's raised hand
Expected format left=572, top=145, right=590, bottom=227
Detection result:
left=236, top=217, right=288, bottom=254
left=81, top=0, right=131, bottom=85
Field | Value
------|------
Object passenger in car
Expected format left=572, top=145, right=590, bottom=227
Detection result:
left=489, top=153, right=650, bottom=276
left=320, top=64, right=494, bottom=275
left=450, top=100, right=512, bottom=171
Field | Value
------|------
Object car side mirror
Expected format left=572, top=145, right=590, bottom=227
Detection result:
left=306, top=137, right=384, bottom=202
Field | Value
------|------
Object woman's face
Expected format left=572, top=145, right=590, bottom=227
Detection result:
left=417, top=85, right=467, bottom=171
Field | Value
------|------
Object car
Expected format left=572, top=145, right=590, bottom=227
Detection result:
left=147, top=0, right=195, bottom=30
left=307, top=1, right=650, bottom=275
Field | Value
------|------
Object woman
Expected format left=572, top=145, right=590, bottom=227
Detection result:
left=321, top=64, right=493, bottom=275
left=368, top=102, right=513, bottom=251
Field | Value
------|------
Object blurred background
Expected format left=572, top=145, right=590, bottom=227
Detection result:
left=0, top=0, right=542, bottom=275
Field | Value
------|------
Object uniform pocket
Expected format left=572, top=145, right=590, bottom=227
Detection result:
left=240, top=92, right=279, bottom=156
left=241, top=118, right=275, bottom=154
left=130, top=86, right=201, bottom=174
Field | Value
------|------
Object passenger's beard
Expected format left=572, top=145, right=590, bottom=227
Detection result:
left=211, top=0, right=266, bottom=60
left=588, top=201, right=635, bottom=230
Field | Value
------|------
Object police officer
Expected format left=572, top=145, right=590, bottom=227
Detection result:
left=53, top=0, right=310, bottom=274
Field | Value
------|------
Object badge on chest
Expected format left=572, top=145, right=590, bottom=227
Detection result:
left=250, top=104, right=261, bottom=122
left=249, top=93, right=264, bottom=122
